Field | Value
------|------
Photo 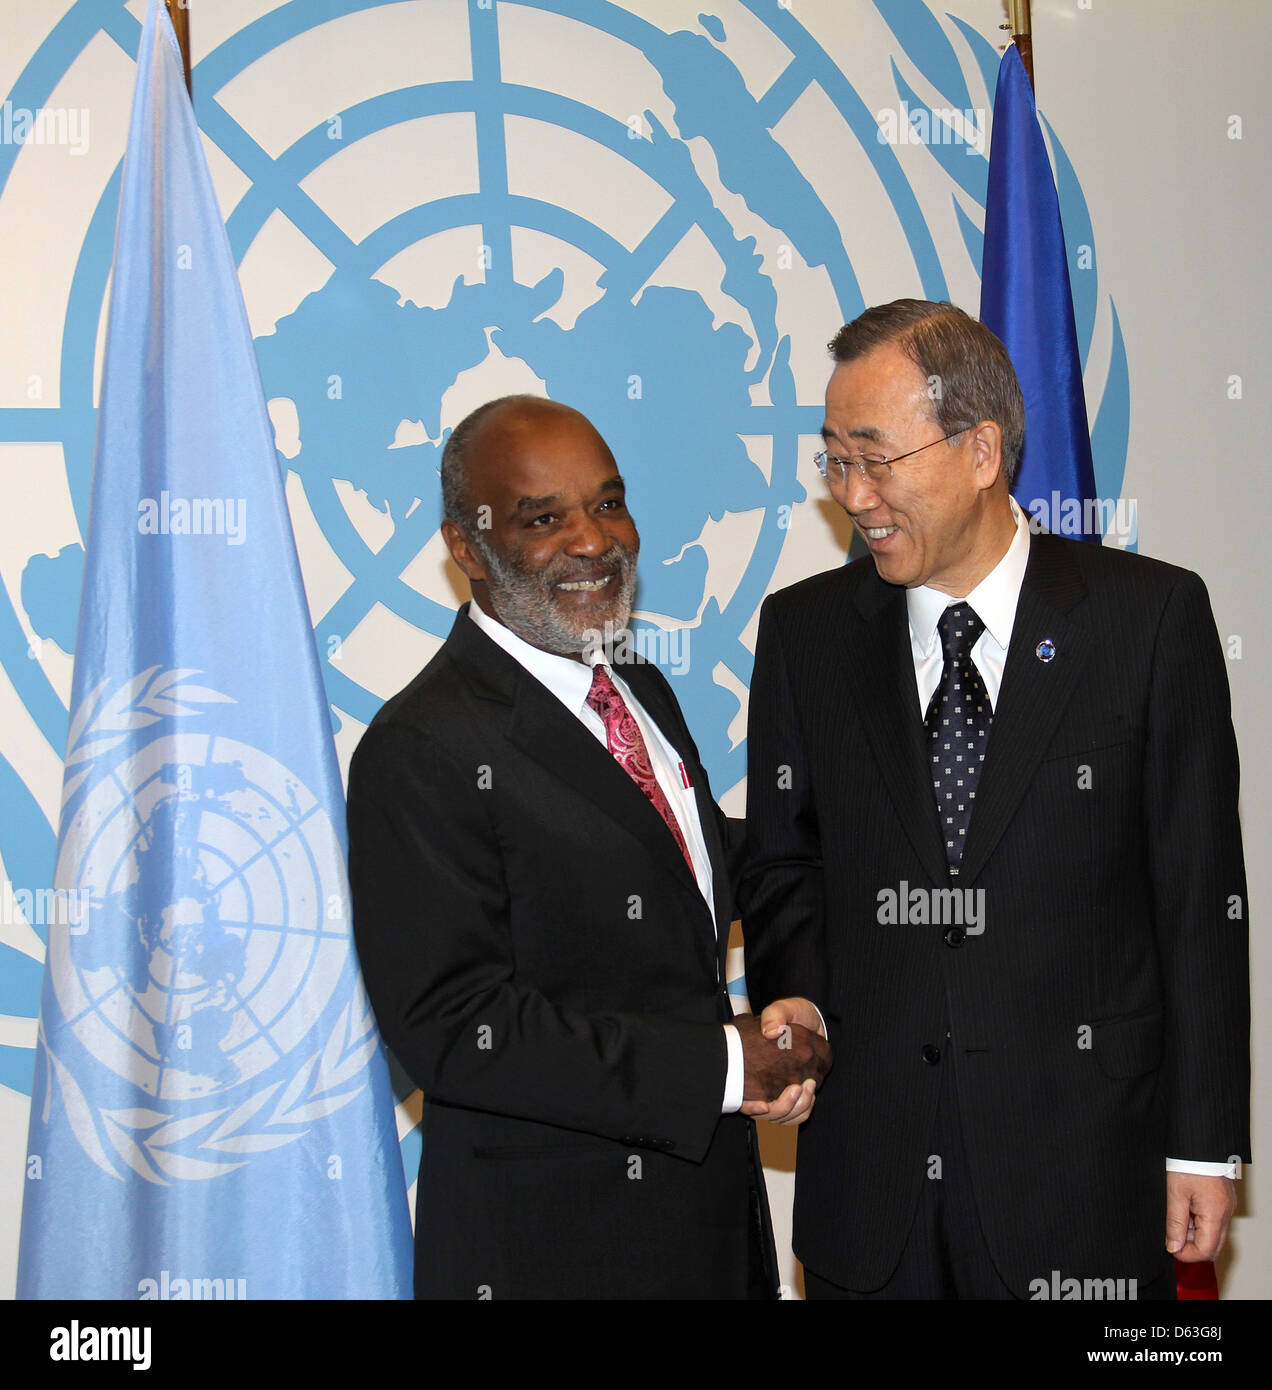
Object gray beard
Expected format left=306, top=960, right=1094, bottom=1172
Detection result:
left=471, top=534, right=638, bottom=657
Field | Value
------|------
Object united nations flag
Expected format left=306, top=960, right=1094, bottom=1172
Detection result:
left=16, top=0, right=412, bottom=1299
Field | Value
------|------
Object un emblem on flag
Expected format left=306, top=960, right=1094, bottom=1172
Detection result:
left=41, top=669, right=379, bottom=1183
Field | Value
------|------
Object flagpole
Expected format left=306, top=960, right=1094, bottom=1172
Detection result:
left=1005, top=0, right=1034, bottom=91
left=164, top=0, right=192, bottom=96
left=16, top=0, right=412, bottom=1298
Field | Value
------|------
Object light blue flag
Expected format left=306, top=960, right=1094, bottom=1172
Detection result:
left=17, top=0, right=412, bottom=1299
left=980, top=44, right=1102, bottom=542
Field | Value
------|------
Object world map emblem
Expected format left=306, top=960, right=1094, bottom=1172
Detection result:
left=41, top=669, right=377, bottom=1183
left=1, top=1, right=1127, bottom=1128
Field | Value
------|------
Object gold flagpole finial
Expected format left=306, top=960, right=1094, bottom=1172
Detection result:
left=165, top=0, right=193, bottom=98
left=1004, top=0, right=1035, bottom=91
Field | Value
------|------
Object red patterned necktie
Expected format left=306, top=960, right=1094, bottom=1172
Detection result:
left=586, top=664, right=693, bottom=871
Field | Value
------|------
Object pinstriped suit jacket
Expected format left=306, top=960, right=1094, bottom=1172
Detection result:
left=348, top=608, right=775, bottom=1298
left=741, top=530, right=1249, bottom=1295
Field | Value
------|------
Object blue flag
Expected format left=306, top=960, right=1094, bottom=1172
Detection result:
left=980, top=44, right=1100, bottom=542
left=17, top=0, right=412, bottom=1299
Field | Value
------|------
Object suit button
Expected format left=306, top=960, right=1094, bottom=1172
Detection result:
left=943, top=925, right=967, bottom=948
left=921, top=1043, right=941, bottom=1065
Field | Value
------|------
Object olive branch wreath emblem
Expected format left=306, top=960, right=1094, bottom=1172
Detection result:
left=40, top=667, right=376, bottom=1183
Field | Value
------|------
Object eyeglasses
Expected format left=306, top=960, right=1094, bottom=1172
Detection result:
left=813, top=428, right=969, bottom=486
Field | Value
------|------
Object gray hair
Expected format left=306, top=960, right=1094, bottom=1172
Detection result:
left=828, top=300, right=1025, bottom=484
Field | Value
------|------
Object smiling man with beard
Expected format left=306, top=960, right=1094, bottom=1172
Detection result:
left=346, top=395, right=829, bottom=1299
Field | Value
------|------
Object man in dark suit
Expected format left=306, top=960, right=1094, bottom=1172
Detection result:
left=347, top=394, right=829, bottom=1299
left=741, top=299, right=1249, bottom=1299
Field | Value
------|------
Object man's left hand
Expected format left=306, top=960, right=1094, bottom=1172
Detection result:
left=1165, top=1172, right=1236, bottom=1261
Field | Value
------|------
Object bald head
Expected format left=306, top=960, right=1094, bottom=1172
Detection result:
left=442, top=395, right=599, bottom=532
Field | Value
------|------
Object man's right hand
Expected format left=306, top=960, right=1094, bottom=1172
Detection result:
left=735, top=1006, right=831, bottom=1122
left=738, top=998, right=830, bottom=1125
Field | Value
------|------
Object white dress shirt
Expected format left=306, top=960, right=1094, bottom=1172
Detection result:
left=903, top=500, right=1231, bottom=1179
left=467, top=603, right=745, bottom=1112
left=907, top=496, right=1031, bottom=717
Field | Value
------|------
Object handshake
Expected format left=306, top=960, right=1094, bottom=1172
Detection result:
left=734, top=996, right=832, bottom=1126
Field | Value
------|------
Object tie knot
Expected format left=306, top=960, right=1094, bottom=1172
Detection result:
left=936, top=604, right=985, bottom=663
left=586, top=663, right=621, bottom=717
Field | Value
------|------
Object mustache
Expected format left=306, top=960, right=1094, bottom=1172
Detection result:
left=540, top=543, right=637, bottom=586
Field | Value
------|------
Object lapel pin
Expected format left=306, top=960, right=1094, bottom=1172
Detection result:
left=1036, top=638, right=1056, bottom=663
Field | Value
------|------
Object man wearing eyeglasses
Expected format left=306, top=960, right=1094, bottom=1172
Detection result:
left=741, top=298, right=1249, bottom=1299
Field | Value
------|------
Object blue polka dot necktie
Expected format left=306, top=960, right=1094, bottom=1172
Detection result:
left=925, top=604, right=992, bottom=875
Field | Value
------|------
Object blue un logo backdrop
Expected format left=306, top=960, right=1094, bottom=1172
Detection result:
left=0, top=0, right=1127, bottom=1212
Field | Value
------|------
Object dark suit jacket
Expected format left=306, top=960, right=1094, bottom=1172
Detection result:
left=741, top=530, right=1250, bottom=1296
left=347, top=607, right=774, bottom=1299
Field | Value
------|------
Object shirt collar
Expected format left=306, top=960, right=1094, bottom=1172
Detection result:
left=907, top=497, right=1031, bottom=655
left=467, top=600, right=599, bottom=716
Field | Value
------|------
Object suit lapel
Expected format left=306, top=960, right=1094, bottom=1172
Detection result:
left=446, top=612, right=709, bottom=912
left=621, top=659, right=734, bottom=943
left=958, top=533, right=1089, bottom=886
left=842, top=569, right=950, bottom=888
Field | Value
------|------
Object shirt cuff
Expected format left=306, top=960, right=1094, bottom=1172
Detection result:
left=722, top=1024, right=744, bottom=1113
left=1166, top=1158, right=1239, bottom=1178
